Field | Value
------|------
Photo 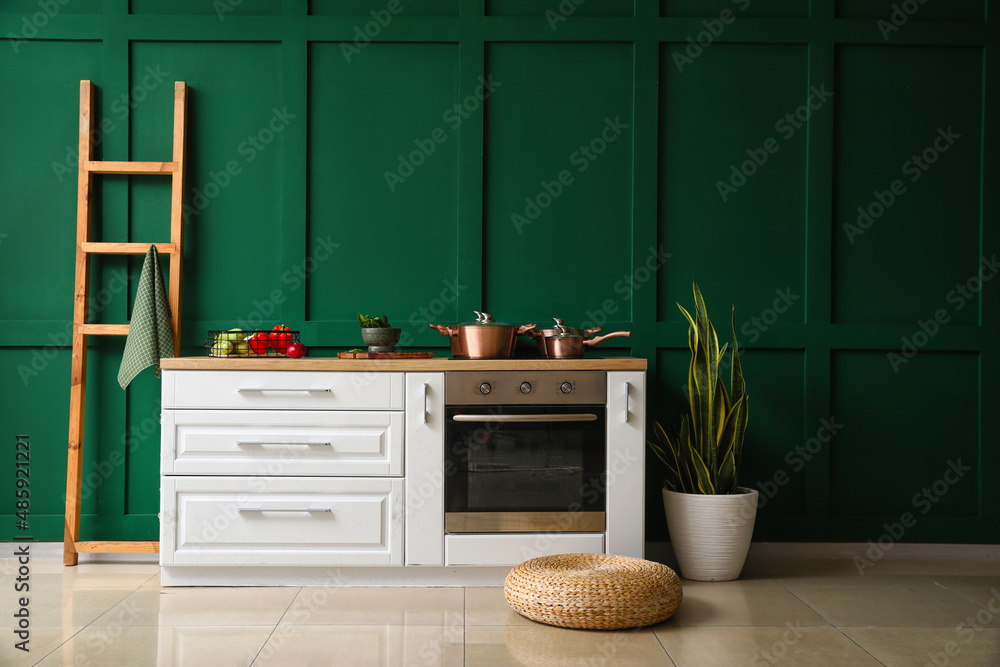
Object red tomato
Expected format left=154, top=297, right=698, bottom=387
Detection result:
left=269, top=325, right=292, bottom=354
left=248, top=333, right=270, bottom=355
left=286, top=342, right=307, bottom=358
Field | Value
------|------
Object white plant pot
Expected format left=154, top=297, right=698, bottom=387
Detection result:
left=662, top=486, right=759, bottom=582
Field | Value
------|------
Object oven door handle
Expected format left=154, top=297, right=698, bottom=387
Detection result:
left=451, top=414, right=598, bottom=423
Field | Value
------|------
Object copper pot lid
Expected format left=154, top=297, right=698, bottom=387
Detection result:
left=458, top=311, right=514, bottom=327
left=551, top=322, right=583, bottom=339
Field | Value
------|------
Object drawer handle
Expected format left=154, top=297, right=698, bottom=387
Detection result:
left=235, top=441, right=332, bottom=447
left=625, top=381, right=632, bottom=423
left=422, top=382, right=429, bottom=424
left=236, top=507, right=331, bottom=513
left=236, top=388, right=332, bottom=393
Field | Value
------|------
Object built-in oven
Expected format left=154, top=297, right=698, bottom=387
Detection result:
left=444, top=371, right=607, bottom=534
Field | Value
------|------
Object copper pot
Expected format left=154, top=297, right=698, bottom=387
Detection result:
left=539, top=321, right=631, bottom=359
left=528, top=318, right=602, bottom=355
left=430, top=311, right=536, bottom=359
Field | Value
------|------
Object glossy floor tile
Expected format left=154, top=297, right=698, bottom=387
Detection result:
left=654, top=625, right=883, bottom=666
left=282, top=586, right=465, bottom=626
left=467, top=624, right=671, bottom=666
left=784, top=576, right=990, bottom=628
left=665, top=577, right=831, bottom=627
left=36, top=625, right=275, bottom=667
left=464, top=586, right=536, bottom=627
left=7, top=546, right=1000, bottom=666
left=255, top=624, right=464, bottom=667
left=86, top=586, right=300, bottom=627
left=843, top=627, right=1000, bottom=667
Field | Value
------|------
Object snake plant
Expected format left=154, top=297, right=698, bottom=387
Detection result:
left=649, top=281, right=749, bottom=495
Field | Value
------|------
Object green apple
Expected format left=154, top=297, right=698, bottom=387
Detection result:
left=231, top=341, right=250, bottom=356
left=220, top=328, right=245, bottom=342
left=210, top=339, right=232, bottom=356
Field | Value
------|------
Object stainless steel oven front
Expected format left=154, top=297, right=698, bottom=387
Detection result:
left=444, top=371, right=607, bottom=534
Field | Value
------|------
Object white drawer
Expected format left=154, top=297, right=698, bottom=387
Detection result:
left=162, top=371, right=404, bottom=410
left=161, top=410, right=403, bottom=476
left=161, top=477, right=402, bottom=566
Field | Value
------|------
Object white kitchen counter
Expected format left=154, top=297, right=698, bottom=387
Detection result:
left=158, top=360, right=646, bottom=586
left=161, top=356, right=647, bottom=372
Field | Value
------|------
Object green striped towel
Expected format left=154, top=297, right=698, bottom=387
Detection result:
left=118, top=245, right=175, bottom=389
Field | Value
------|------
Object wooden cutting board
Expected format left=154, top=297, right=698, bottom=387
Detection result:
left=337, top=351, right=435, bottom=359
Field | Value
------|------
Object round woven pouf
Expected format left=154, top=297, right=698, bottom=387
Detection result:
left=504, top=553, right=683, bottom=630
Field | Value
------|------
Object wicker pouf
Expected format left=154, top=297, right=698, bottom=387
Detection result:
left=504, top=553, right=683, bottom=630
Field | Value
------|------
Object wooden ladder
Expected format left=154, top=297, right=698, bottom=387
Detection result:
left=64, top=80, right=187, bottom=566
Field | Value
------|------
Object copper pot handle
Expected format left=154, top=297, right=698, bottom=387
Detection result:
left=517, top=323, right=537, bottom=335
left=429, top=324, right=459, bottom=337
left=526, top=328, right=544, bottom=340
left=582, top=327, right=602, bottom=338
left=582, top=331, right=631, bottom=347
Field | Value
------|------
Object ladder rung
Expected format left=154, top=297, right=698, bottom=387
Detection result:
left=82, top=242, right=178, bottom=255
left=85, top=160, right=177, bottom=175
left=78, top=324, right=129, bottom=336
left=74, top=541, right=159, bottom=554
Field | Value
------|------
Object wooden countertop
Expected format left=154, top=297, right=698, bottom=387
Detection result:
left=160, top=356, right=647, bottom=372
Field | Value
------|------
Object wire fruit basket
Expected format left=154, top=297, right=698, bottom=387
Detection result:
left=204, top=329, right=300, bottom=357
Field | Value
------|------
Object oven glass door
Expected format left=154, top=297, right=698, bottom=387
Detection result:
left=445, top=405, right=606, bottom=533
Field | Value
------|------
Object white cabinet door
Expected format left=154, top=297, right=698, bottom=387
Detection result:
left=404, top=373, right=445, bottom=565
left=161, top=477, right=403, bottom=566
left=606, top=371, right=645, bottom=558
left=162, top=410, right=403, bottom=476
left=163, top=370, right=404, bottom=410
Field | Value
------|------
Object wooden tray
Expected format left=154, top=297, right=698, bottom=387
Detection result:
left=337, top=351, right=435, bottom=359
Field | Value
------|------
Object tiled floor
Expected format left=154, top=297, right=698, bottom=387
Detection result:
left=2, top=545, right=999, bottom=666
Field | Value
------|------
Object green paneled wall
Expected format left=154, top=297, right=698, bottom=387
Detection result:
left=0, top=0, right=995, bottom=546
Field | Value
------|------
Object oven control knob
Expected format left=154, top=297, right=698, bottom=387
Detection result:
left=559, top=381, right=573, bottom=394
left=479, top=382, right=492, bottom=395
left=519, top=382, right=532, bottom=394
